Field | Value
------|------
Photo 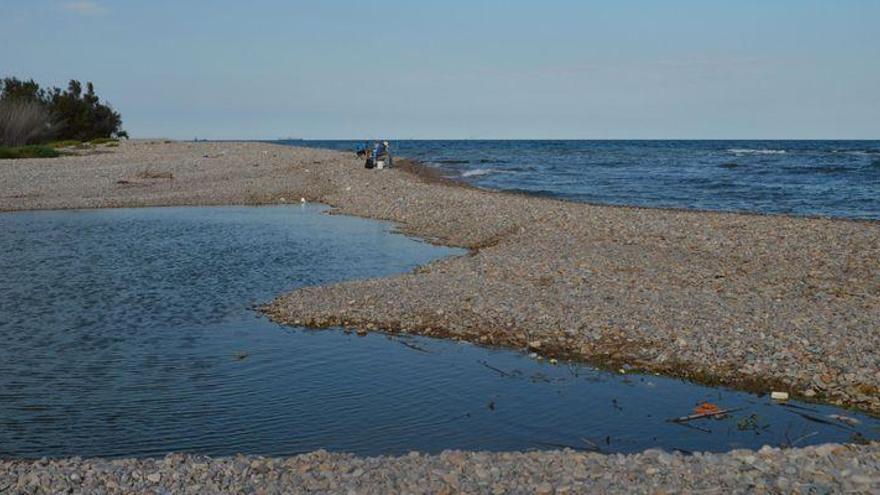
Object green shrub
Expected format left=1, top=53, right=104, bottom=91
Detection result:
left=1, top=77, right=126, bottom=144
left=0, top=145, right=61, bottom=159
left=47, top=139, right=81, bottom=148
left=90, top=137, right=118, bottom=145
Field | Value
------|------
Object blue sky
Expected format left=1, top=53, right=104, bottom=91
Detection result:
left=2, top=1, right=878, bottom=139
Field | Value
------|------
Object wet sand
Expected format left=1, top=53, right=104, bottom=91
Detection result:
left=2, top=139, right=879, bottom=492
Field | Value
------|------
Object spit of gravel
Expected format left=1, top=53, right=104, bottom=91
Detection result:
left=272, top=145, right=880, bottom=414
left=2, top=444, right=879, bottom=494
left=0, top=139, right=343, bottom=212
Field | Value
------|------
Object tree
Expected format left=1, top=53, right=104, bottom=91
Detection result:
left=0, top=77, right=126, bottom=143
left=0, top=77, right=47, bottom=104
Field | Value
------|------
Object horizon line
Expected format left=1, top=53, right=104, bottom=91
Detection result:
left=184, top=137, right=880, bottom=142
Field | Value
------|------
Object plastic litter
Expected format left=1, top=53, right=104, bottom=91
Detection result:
left=693, top=402, right=722, bottom=416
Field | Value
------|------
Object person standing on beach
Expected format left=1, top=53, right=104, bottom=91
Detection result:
left=363, top=140, right=392, bottom=169
left=383, top=140, right=393, bottom=168
left=373, top=141, right=384, bottom=169
left=371, top=140, right=392, bottom=169
left=364, top=141, right=375, bottom=169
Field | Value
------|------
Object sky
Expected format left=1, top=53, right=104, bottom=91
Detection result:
left=2, top=1, right=879, bottom=139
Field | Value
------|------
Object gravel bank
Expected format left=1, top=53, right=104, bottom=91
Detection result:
left=2, top=140, right=878, bottom=491
left=269, top=149, right=880, bottom=414
left=0, top=140, right=339, bottom=211
left=4, top=140, right=879, bottom=411
left=2, top=445, right=879, bottom=494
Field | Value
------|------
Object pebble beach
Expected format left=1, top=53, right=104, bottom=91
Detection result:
left=2, top=445, right=879, bottom=494
left=1, top=139, right=878, bottom=493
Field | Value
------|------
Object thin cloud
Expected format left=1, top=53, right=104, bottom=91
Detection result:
left=61, top=1, right=106, bottom=15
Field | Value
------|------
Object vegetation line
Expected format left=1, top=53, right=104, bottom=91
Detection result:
left=0, top=76, right=127, bottom=159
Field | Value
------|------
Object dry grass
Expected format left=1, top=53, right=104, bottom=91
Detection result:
left=0, top=101, right=56, bottom=147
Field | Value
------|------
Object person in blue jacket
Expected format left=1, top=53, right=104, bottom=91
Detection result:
left=372, top=141, right=392, bottom=169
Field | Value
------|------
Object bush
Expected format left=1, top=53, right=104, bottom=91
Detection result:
left=0, top=100, right=57, bottom=147
left=0, top=77, right=126, bottom=145
left=0, top=145, right=60, bottom=159
left=48, top=80, right=123, bottom=141
left=47, top=139, right=82, bottom=148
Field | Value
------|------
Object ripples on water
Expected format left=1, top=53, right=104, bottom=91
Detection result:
left=284, top=140, right=880, bottom=220
left=0, top=206, right=877, bottom=459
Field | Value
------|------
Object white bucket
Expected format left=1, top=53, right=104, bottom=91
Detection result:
left=376, top=160, right=386, bottom=170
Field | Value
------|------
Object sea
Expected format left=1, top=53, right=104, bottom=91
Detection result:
left=278, top=140, right=880, bottom=220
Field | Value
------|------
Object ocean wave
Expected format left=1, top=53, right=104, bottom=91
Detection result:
left=783, top=164, right=852, bottom=174
left=461, top=168, right=503, bottom=178
left=839, top=150, right=880, bottom=156
left=727, top=148, right=787, bottom=155
left=432, top=159, right=470, bottom=165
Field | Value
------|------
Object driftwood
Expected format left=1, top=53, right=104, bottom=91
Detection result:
left=779, top=402, right=820, bottom=413
left=534, top=440, right=602, bottom=453
left=667, top=407, right=746, bottom=423
left=478, top=360, right=513, bottom=378
left=397, top=339, right=430, bottom=353
left=783, top=409, right=854, bottom=431
left=678, top=421, right=712, bottom=433
left=787, top=431, right=819, bottom=448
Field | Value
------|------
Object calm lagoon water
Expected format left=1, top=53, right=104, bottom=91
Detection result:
left=283, top=140, right=880, bottom=220
left=1, top=205, right=877, bottom=459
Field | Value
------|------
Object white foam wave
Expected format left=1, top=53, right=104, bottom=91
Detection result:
left=843, top=150, right=880, bottom=156
left=461, top=168, right=502, bottom=178
left=727, top=148, right=787, bottom=155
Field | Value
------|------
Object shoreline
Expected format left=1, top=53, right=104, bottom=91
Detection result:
left=2, top=139, right=879, bottom=492
left=9, top=140, right=878, bottom=225
left=3, top=445, right=879, bottom=493
left=264, top=153, right=880, bottom=416
left=3, top=140, right=878, bottom=411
